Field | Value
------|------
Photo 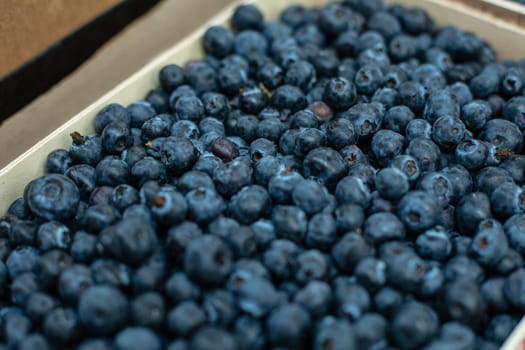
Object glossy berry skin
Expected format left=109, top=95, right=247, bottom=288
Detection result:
left=203, top=25, right=234, bottom=58
left=101, top=122, right=132, bottom=155
left=303, top=147, right=347, bottom=189
left=45, top=149, right=72, bottom=174
left=314, top=316, right=356, bottom=350
left=479, top=118, right=523, bottom=153
left=416, top=227, right=452, bottom=261
left=441, top=278, right=486, bottom=328
left=323, top=77, right=357, bottom=110
left=397, top=190, right=440, bottom=233
left=25, top=174, right=80, bottom=221
left=95, top=157, right=130, bottom=187
left=470, top=219, right=509, bottom=266
left=159, top=64, right=185, bottom=93
left=113, top=327, right=161, bottom=350
left=416, top=172, right=454, bottom=208
left=184, top=235, right=232, bottom=286
left=371, top=130, right=405, bottom=167
left=432, top=115, right=466, bottom=150
left=190, top=327, right=240, bottom=350
left=77, top=285, right=128, bottom=336
left=99, top=218, right=156, bottom=265
left=37, top=221, right=71, bottom=251
left=391, top=301, right=439, bottom=349
left=70, top=134, right=103, bottom=166
left=405, top=118, right=432, bottom=144
left=364, top=212, right=405, bottom=244
left=167, top=301, right=206, bottom=336
left=95, top=103, right=130, bottom=134
left=331, top=232, right=373, bottom=274
left=406, top=137, right=441, bottom=173
left=266, top=303, right=312, bottom=349
left=490, top=182, right=525, bottom=219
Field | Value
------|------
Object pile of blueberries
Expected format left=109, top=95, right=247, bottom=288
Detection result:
left=1, top=1, right=525, bottom=349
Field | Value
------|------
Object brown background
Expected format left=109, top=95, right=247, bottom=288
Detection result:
left=0, top=0, right=234, bottom=168
left=0, top=0, right=121, bottom=77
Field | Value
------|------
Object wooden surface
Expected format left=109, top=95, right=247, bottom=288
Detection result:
left=0, top=0, right=121, bottom=77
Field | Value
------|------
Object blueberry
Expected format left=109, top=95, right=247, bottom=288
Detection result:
left=371, top=129, right=404, bottom=167
left=266, top=303, right=311, bottom=349
left=190, top=326, right=240, bottom=350
left=390, top=154, right=421, bottom=185
left=25, top=174, right=80, bottom=221
left=441, top=278, right=486, bottom=327
left=314, top=316, right=356, bottom=350
left=416, top=227, right=452, bottom=261
left=36, top=249, right=72, bottom=289
left=270, top=205, right=308, bottom=244
left=479, top=118, right=523, bottom=152
left=331, top=232, right=373, bottom=274
left=374, top=286, right=403, bottom=317
left=235, top=276, right=280, bottom=318
left=202, top=289, right=237, bottom=326
left=364, top=212, right=405, bottom=244
left=9, top=219, right=36, bottom=246
left=503, top=268, right=525, bottom=310
left=396, top=80, right=426, bottom=114
left=167, top=301, right=206, bottom=337
left=113, top=327, right=161, bottom=350
left=69, top=132, right=104, bottom=166
left=482, top=277, right=509, bottom=313
left=423, top=90, right=460, bottom=124
left=354, top=313, right=388, bottom=350
left=43, top=307, right=79, bottom=344
left=184, top=235, right=232, bottom=286
left=333, top=277, right=371, bottom=320
left=432, top=115, right=466, bottom=150
left=406, top=137, right=441, bottom=173
left=391, top=301, right=438, bottom=349
left=490, top=182, right=525, bottom=219
left=232, top=4, right=264, bottom=30
left=212, top=159, right=252, bottom=196
left=425, top=322, right=476, bottom=350
left=387, top=251, right=427, bottom=293
left=26, top=292, right=56, bottom=322
left=342, top=102, right=384, bottom=139
left=45, top=149, right=72, bottom=175
left=6, top=246, right=39, bottom=279
left=3, top=309, right=31, bottom=347
left=70, top=231, right=97, bottom=263
left=99, top=218, right=156, bottom=265
left=58, top=264, right=93, bottom=305
left=302, top=147, right=347, bottom=189
left=100, top=122, right=131, bottom=155
left=496, top=248, right=523, bottom=276
left=10, top=272, right=38, bottom=306
left=416, top=172, right=454, bottom=208
left=475, top=166, right=514, bottom=196
left=159, top=64, right=185, bottom=93
left=125, top=100, right=155, bottom=129
left=165, top=271, right=200, bottom=304
left=397, top=190, right=440, bottom=233
left=95, top=103, right=131, bottom=134
left=335, top=176, right=371, bottom=209
left=261, top=240, right=298, bottom=281
left=78, top=285, right=128, bottom=335
left=470, top=219, right=509, bottom=267
left=131, top=157, right=167, bottom=187
left=374, top=167, right=409, bottom=200
left=233, top=316, right=264, bottom=350
left=18, top=333, right=50, bottom=350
